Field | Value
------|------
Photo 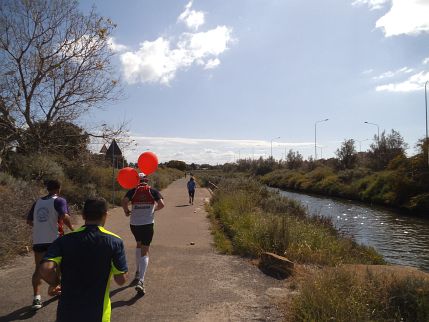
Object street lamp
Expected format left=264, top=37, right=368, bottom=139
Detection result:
left=425, top=81, right=428, bottom=167
left=315, top=119, right=329, bottom=160
left=270, top=137, right=280, bottom=159
left=364, top=121, right=380, bottom=143
left=356, top=138, right=370, bottom=152
left=317, top=146, right=324, bottom=159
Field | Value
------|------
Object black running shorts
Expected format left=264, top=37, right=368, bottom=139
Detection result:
left=130, top=224, right=154, bottom=246
left=188, top=190, right=195, bottom=198
left=33, top=243, right=51, bottom=253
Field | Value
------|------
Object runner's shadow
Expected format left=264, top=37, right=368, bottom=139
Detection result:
left=176, top=204, right=190, bottom=207
left=111, top=293, right=144, bottom=309
left=0, top=296, right=58, bottom=322
left=110, top=285, right=131, bottom=297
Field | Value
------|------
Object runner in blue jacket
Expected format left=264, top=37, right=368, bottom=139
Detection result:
left=187, top=177, right=196, bottom=205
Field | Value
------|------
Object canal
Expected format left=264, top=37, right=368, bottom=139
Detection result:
left=278, top=189, right=429, bottom=272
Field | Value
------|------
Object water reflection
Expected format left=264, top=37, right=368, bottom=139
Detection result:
left=279, top=190, right=429, bottom=272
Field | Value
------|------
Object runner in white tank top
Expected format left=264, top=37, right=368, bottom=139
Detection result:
left=26, top=180, right=74, bottom=310
left=121, top=173, right=165, bottom=295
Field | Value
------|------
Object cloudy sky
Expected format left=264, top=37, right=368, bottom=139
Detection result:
left=82, top=0, right=429, bottom=165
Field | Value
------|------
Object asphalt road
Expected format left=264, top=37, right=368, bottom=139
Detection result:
left=0, top=178, right=286, bottom=322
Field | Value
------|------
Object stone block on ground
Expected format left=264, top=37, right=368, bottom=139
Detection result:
left=259, top=252, right=294, bottom=279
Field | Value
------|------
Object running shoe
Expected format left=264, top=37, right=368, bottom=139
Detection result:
left=31, top=298, right=42, bottom=310
left=135, top=280, right=145, bottom=295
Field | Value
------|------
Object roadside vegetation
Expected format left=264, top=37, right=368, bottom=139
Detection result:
left=289, top=266, right=429, bottom=322
left=218, top=131, right=429, bottom=216
left=199, top=173, right=384, bottom=264
left=198, top=171, right=429, bottom=321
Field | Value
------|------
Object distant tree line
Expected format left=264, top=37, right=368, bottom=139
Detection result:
left=217, top=130, right=429, bottom=215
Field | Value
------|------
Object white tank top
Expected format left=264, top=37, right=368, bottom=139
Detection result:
left=32, top=196, right=59, bottom=245
left=130, top=203, right=155, bottom=225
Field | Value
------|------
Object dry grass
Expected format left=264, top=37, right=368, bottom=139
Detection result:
left=287, top=265, right=429, bottom=322
left=0, top=175, right=40, bottom=264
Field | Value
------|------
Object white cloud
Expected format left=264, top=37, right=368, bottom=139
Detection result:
left=423, top=57, right=429, bottom=65
left=372, top=67, right=414, bottom=80
left=179, top=27, right=233, bottom=59
left=178, top=1, right=205, bottom=31
left=108, top=37, right=127, bottom=52
left=375, top=0, right=429, bottom=37
left=376, top=71, right=429, bottom=92
left=120, top=26, right=233, bottom=85
left=352, top=0, right=389, bottom=10
left=120, top=136, right=314, bottom=165
left=204, top=58, right=220, bottom=70
left=118, top=2, right=233, bottom=85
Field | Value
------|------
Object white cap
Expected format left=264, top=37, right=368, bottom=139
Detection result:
left=138, top=172, right=148, bottom=181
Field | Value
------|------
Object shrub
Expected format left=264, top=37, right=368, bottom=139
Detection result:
left=0, top=173, right=40, bottom=263
left=407, top=193, right=429, bottom=213
left=8, top=153, right=65, bottom=182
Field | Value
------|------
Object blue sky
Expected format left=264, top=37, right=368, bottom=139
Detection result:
left=82, top=0, right=429, bottom=164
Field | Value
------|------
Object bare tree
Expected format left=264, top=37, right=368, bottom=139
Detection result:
left=0, top=0, right=121, bottom=158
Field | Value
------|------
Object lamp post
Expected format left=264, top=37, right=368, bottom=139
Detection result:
left=315, top=119, right=329, bottom=160
left=364, top=121, right=380, bottom=144
left=425, top=81, right=428, bottom=167
left=318, top=146, right=323, bottom=159
left=356, top=138, right=369, bottom=152
left=270, top=137, right=280, bottom=159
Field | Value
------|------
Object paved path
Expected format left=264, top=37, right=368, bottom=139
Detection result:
left=0, top=178, right=286, bottom=322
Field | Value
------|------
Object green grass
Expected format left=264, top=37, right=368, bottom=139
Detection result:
left=205, top=176, right=384, bottom=266
left=261, top=166, right=429, bottom=215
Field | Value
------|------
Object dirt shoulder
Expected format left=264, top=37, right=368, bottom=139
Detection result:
left=0, top=178, right=288, bottom=322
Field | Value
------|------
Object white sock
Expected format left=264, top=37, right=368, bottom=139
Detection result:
left=34, top=294, right=41, bottom=300
left=135, top=248, right=141, bottom=275
left=139, top=255, right=149, bottom=281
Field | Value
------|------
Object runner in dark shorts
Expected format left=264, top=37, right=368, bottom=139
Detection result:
left=187, top=176, right=196, bottom=205
left=121, top=173, right=165, bottom=295
left=130, top=223, right=154, bottom=246
left=26, top=180, right=74, bottom=310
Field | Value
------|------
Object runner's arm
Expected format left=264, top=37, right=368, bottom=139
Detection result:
left=55, top=198, right=74, bottom=231
left=114, top=273, right=127, bottom=286
left=112, top=240, right=128, bottom=285
left=155, top=199, right=165, bottom=211
left=63, top=214, right=74, bottom=231
left=121, top=197, right=131, bottom=216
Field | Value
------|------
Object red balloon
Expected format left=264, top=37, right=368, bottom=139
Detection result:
left=138, top=151, right=158, bottom=175
left=117, top=167, right=139, bottom=189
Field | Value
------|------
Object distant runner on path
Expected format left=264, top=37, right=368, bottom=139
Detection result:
left=26, top=179, right=74, bottom=310
left=187, top=176, right=196, bottom=205
left=39, top=197, right=128, bottom=322
left=121, top=173, right=165, bottom=295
